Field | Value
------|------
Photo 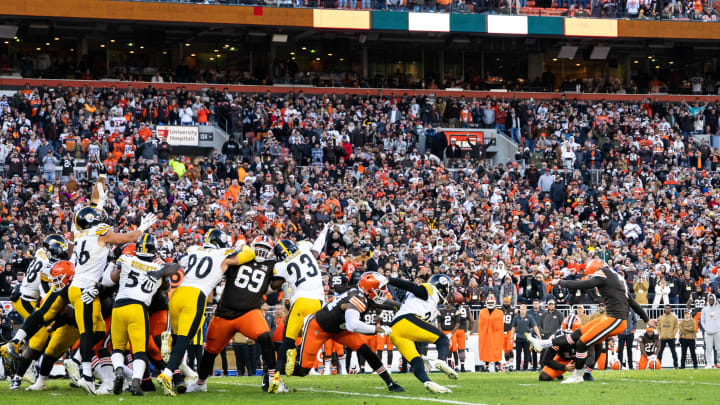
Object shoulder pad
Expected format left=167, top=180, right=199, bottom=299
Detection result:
left=95, top=224, right=111, bottom=236
left=421, top=283, right=434, bottom=296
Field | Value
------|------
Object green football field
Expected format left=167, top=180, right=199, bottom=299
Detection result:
left=2, top=370, right=719, bottom=404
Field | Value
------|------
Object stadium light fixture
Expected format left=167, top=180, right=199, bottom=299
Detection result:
left=185, top=43, right=191, bottom=47
left=301, top=46, right=307, bottom=50
left=100, top=44, right=105, bottom=48
left=139, top=46, right=144, bottom=49
left=36, top=47, right=41, bottom=51
left=45, top=42, right=50, bottom=46
left=110, top=39, right=115, bottom=43
left=54, top=37, right=59, bottom=41
left=191, top=53, right=196, bottom=57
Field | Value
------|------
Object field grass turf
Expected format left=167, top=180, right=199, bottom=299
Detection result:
left=2, top=369, right=719, bottom=404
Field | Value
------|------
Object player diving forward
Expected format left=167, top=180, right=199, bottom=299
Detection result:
left=527, top=259, right=655, bottom=384
left=186, top=236, right=284, bottom=394
left=290, top=272, right=404, bottom=392
left=387, top=274, right=458, bottom=393
left=158, top=228, right=255, bottom=396
left=106, top=234, right=180, bottom=396
left=271, top=223, right=330, bottom=379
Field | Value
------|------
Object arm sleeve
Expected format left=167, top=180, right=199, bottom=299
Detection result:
left=311, top=225, right=329, bottom=255
left=344, top=309, right=377, bottom=335
left=629, top=298, right=650, bottom=322
left=388, top=277, right=428, bottom=300
left=559, top=276, right=604, bottom=291
left=541, top=347, right=565, bottom=370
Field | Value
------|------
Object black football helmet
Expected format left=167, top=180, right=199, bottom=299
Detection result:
left=74, top=206, right=101, bottom=231
left=428, top=274, right=453, bottom=304
left=136, top=233, right=157, bottom=262
left=204, top=228, right=228, bottom=249
left=43, top=234, right=69, bottom=262
left=274, top=239, right=299, bottom=261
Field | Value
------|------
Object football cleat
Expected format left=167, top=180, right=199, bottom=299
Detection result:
left=424, top=381, right=452, bottom=393
left=2, top=341, right=22, bottom=360
left=95, top=383, right=113, bottom=395
left=269, top=373, right=286, bottom=394
left=64, top=358, right=81, bottom=386
left=26, top=376, right=48, bottom=391
left=285, top=349, right=297, bottom=376
left=430, top=359, right=458, bottom=380
left=129, top=378, right=145, bottom=396
left=525, top=333, right=546, bottom=352
left=180, top=362, right=198, bottom=383
left=262, top=372, right=270, bottom=392
left=561, top=374, right=584, bottom=384
left=308, top=368, right=320, bottom=375
left=157, top=373, right=175, bottom=397
left=583, top=373, right=595, bottom=382
left=160, top=332, right=171, bottom=363
left=387, top=382, right=405, bottom=392
left=113, top=368, right=125, bottom=395
left=77, top=378, right=97, bottom=395
left=9, top=376, right=22, bottom=390
left=186, top=382, right=207, bottom=393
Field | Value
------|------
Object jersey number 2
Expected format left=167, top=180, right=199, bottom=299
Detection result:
left=286, top=254, right=318, bottom=286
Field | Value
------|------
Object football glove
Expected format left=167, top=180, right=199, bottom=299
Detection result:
left=138, top=213, right=158, bottom=233
left=379, top=325, right=392, bottom=336
left=81, top=286, right=100, bottom=304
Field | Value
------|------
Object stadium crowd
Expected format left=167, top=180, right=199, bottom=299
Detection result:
left=158, top=0, right=720, bottom=21
left=1, top=84, right=720, bottom=366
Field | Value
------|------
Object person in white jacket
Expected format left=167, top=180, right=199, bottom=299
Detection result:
left=652, top=278, right=671, bottom=309
left=701, top=294, right=720, bottom=368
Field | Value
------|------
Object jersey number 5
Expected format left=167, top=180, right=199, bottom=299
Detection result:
left=234, top=266, right=265, bottom=293
left=286, top=254, right=318, bottom=286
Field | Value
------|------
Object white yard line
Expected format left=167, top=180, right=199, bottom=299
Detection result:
left=618, top=378, right=720, bottom=387
left=215, top=382, right=488, bottom=405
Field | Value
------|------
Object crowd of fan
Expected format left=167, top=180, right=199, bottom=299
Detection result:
left=1, top=83, right=720, bottom=323
left=188, top=0, right=719, bottom=20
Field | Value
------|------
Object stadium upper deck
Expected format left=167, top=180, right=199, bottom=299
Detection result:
left=2, top=0, right=720, bottom=94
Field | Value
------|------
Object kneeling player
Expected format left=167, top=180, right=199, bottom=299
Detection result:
left=637, top=327, right=660, bottom=369
left=387, top=274, right=458, bottom=394
left=287, top=272, right=404, bottom=393
left=187, top=236, right=282, bottom=393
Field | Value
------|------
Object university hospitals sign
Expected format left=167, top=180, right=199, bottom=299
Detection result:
left=156, top=125, right=199, bottom=146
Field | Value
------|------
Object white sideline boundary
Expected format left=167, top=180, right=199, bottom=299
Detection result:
left=214, top=382, right=488, bottom=405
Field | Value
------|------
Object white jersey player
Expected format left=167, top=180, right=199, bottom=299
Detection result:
left=107, top=233, right=180, bottom=396
left=158, top=228, right=255, bottom=396
left=270, top=224, right=330, bottom=377
left=67, top=203, right=157, bottom=393
left=13, top=235, right=68, bottom=319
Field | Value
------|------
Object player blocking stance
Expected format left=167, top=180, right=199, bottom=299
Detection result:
left=387, top=274, right=458, bottom=394
left=272, top=224, right=329, bottom=378
left=68, top=205, right=158, bottom=394
left=107, top=234, right=180, bottom=396
left=10, top=235, right=68, bottom=321
left=158, top=228, right=255, bottom=396
left=187, top=236, right=283, bottom=393
left=5, top=261, right=80, bottom=391
left=528, top=259, right=654, bottom=384
left=290, top=272, right=404, bottom=393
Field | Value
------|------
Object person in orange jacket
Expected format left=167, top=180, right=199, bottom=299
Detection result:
left=477, top=295, right=504, bottom=372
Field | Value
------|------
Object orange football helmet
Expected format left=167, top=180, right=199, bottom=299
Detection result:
left=50, top=260, right=75, bottom=290
left=358, top=272, right=388, bottom=300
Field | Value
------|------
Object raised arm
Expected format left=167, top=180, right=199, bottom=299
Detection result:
left=389, top=277, right=429, bottom=300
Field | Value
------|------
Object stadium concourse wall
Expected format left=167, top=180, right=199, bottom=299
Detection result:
left=2, top=77, right=720, bottom=103
left=4, top=0, right=720, bottom=40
